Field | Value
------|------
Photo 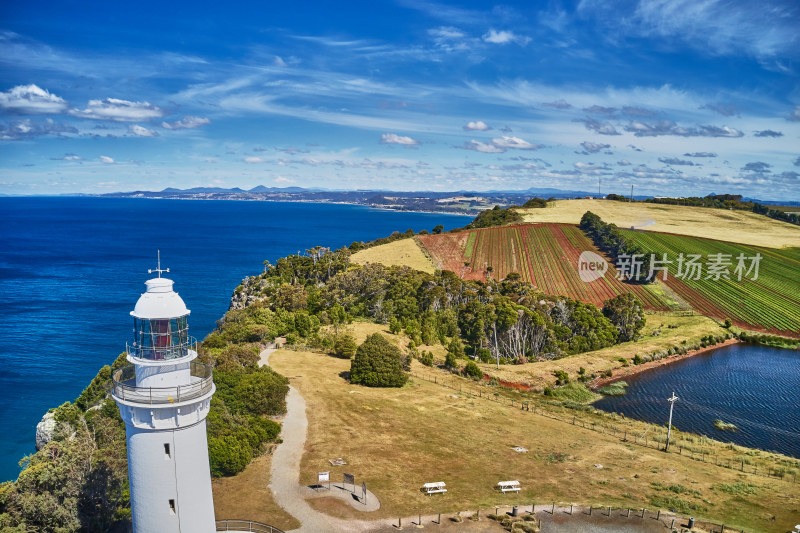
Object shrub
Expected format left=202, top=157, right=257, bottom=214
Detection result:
left=445, top=351, right=458, bottom=369
left=419, top=350, right=434, bottom=367
left=333, top=333, right=358, bottom=358
left=350, top=333, right=408, bottom=387
left=463, top=361, right=483, bottom=380
left=553, top=369, right=570, bottom=385
left=633, top=354, right=643, bottom=365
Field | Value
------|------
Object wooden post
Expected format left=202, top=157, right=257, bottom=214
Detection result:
left=608, top=506, right=611, bottom=516
left=641, top=508, right=645, bottom=518
left=552, top=502, right=555, bottom=514
left=437, top=513, right=441, bottom=524
left=419, top=514, right=421, bottom=525
left=627, top=508, right=630, bottom=517
left=656, top=510, right=660, bottom=519
left=570, top=504, right=573, bottom=515
left=589, top=506, right=592, bottom=516
left=671, top=518, right=675, bottom=528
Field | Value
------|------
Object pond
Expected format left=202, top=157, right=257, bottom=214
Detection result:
left=593, top=343, right=800, bottom=458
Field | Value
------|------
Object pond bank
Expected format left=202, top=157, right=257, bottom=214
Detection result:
left=590, top=338, right=740, bottom=390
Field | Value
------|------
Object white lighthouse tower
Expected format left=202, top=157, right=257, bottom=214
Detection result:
left=112, top=257, right=216, bottom=532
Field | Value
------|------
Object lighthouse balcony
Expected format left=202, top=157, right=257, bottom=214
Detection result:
left=112, top=361, right=213, bottom=405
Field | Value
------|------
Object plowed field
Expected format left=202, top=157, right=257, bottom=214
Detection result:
left=418, top=223, right=670, bottom=310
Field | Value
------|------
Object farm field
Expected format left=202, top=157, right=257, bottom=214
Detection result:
left=351, top=237, right=435, bottom=274
left=268, top=330, right=800, bottom=533
left=418, top=223, right=671, bottom=310
left=516, top=199, right=800, bottom=248
left=622, top=230, right=800, bottom=336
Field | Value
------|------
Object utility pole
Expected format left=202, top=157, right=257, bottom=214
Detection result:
left=598, top=177, right=601, bottom=198
left=630, top=184, right=634, bottom=202
left=665, top=392, right=678, bottom=452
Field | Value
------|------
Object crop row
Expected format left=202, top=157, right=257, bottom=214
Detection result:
left=419, top=224, right=671, bottom=311
left=622, top=230, right=800, bottom=335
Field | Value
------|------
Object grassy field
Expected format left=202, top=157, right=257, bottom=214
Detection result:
left=418, top=223, right=671, bottom=310
left=471, top=313, right=727, bottom=388
left=622, top=230, right=800, bottom=336
left=268, top=324, right=799, bottom=532
left=351, top=237, right=436, bottom=274
left=212, top=451, right=301, bottom=530
left=517, top=199, right=800, bottom=248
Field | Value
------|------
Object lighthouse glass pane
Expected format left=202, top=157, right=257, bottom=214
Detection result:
left=132, top=315, right=189, bottom=360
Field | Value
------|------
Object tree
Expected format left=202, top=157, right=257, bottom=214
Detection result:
left=432, top=224, right=444, bottom=234
left=349, top=333, right=408, bottom=387
left=602, top=293, right=646, bottom=342
left=463, top=360, right=483, bottom=380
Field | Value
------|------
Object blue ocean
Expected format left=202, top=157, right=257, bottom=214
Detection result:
left=0, top=197, right=471, bottom=482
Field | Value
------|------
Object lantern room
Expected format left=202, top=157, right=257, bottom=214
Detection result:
left=129, top=277, right=191, bottom=362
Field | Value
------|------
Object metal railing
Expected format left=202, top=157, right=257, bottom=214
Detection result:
left=126, top=336, right=198, bottom=362
left=215, top=520, right=285, bottom=533
left=111, top=360, right=213, bottom=405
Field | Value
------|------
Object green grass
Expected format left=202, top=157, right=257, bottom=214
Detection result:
left=598, top=381, right=628, bottom=396
left=715, top=482, right=758, bottom=495
left=548, top=382, right=599, bottom=403
left=464, top=231, right=477, bottom=258
left=623, top=230, right=800, bottom=334
left=713, top=419, right=738, bottom=432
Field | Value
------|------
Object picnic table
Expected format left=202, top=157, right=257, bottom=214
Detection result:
left=422, top=481, right=447, bottom=495
left=497, top=480, right=521, bottom=493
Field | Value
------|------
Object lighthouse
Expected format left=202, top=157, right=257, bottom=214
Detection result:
left=111, top=257, right=216, bottom=532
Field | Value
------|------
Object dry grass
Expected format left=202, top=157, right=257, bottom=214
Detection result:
left=268, top=326, right=799, bottom=533
left=212, top=451, right=301, bottom=531
left=351, top=238, right=436, bottom=274
left=476, top=313, right=726, bottom=388
left=517, top=199, right=800, bottom=248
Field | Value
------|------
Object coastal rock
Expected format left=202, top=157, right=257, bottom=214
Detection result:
left=228, top=275, right=270, bottom=311
left=35, top=412, right=56, bottom=451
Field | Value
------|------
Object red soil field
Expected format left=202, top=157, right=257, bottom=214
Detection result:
left=417, top=223, right=670, bottom=311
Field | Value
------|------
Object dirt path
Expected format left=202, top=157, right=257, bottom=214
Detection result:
left=262, top=348, right=382, bottom=532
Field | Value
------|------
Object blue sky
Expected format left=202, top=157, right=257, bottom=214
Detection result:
left=1, top=0, right=799, bottom=200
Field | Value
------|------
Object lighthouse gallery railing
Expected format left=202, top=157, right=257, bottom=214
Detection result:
left=111, top=361, right=214, bottom=405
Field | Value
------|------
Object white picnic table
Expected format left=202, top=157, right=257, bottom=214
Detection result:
left=496, top=480, right=521, bottom=493
left=422, top=481, right=447, bottom=495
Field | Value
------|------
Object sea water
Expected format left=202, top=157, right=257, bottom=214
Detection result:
left=0, top=196, right=471, bottom=482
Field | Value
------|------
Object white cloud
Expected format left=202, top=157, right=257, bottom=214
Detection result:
left=128, top=124, right=159, bottom=137
left=428, top=26, right=466, bottom=40
left=71, top=98, right=163, bottom=121
left=580, top=141, right=611, bottom=153
left=244, top=156, right=266, bottom=163
left=579, top=0, right=799, bottom=59
left=162, top=116, right=211, bottom=129
left=380, top=133, right=420, bottom=145
left=0, top=118, right=76, bottom=140
left=482, top=29, right=529, bottom=45
left=788, top=105, right=800, bottom=122
left=463, top=120, right=491, bottom=131
left=491, top=136, right=542, bottom=150
left=274, top=176, right=295, bottom=184
left=462, top=140, right=505, bottom=153
left=0, top=84, right=68, bottom=114
left=99, top=155, right=115, bottom=164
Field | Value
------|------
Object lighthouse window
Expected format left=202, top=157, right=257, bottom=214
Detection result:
left=132, top=315, right=189, bottom=361
left=168, top=499, right=176, bottom=515
left=164, top=443, right=171, bottom=459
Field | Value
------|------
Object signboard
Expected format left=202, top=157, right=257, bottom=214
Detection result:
left=343, top=472, right=355, bottom=491
left=318, top=472, right=329, bottom=483
left=362, top=481, right=367, bottom=505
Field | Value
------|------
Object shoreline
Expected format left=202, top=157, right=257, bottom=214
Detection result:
left=590, top=337, right=741, bottom=390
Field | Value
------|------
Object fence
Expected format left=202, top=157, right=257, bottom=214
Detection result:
left=215, top=519, right=284, bottom=533
left=410, top=370, right=798, bottom=484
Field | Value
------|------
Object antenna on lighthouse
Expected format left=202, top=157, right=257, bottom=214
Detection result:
left=148, top=250, right=170, bottom=278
